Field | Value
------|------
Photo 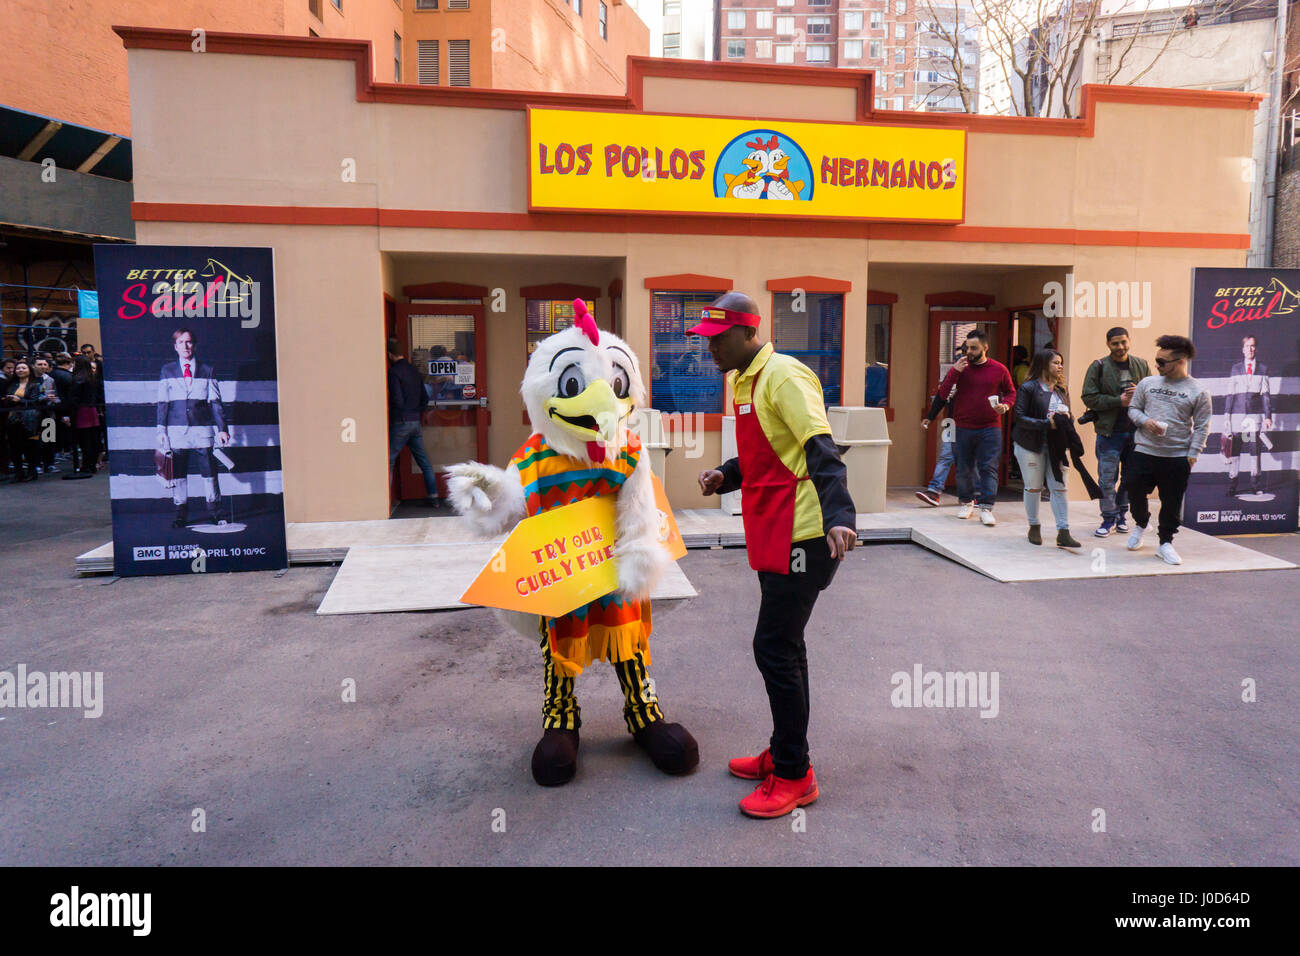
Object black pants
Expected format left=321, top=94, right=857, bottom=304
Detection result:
left=76, top=426, right=101, bottom=475
left=6, top=422, right=38, bottom=477
left=38, top=426, right=55, bottom=468
left=754, top=536, right=840, bottom=780
left=1125, top=451, right=1190, bottom=544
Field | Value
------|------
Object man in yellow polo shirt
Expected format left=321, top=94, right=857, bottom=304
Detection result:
left=692, top=291, right=857, bottom=819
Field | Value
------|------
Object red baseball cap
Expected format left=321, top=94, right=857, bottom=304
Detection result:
left=685, top=306, right=762, bottom=337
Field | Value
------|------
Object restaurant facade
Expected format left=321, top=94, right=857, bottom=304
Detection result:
left=115, top=26, right=1260, bottom=523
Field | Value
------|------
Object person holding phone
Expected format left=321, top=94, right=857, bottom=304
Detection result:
left=933, top=331, right=1016, bottom=526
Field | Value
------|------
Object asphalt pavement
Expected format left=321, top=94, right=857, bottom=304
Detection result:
left=1, top=471, right=1297, bottom=865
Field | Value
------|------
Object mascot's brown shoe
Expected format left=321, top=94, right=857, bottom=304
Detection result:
left=633, top=720, right=699, bottom=775
left=531, top=728, right=579, bottom=787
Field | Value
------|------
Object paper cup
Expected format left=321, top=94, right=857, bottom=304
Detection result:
left=987, top=395, right=999, bottom=408
left=1154, top=420, right=1169, bottom=436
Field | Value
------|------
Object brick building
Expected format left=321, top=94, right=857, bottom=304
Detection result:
left=1, top=0, right=648, bottom=138
left=711, top=0, right=978, bottom=112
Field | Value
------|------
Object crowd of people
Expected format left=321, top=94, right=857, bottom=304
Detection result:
left=917, top=326, right=1212, bottom=566
left=1, top=343, right=107, bottom=483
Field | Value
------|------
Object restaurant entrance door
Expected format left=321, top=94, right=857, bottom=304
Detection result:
left=391, top=300, right=488, bottom=503
left=925, top=309, right=1013, bottom=490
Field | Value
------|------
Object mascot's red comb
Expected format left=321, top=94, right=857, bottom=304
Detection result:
left=573, top=298, right=599, bottom=345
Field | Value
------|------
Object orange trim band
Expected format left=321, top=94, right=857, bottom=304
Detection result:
left=767, top=276, right=853, bottom=293
left=644, top=273, right=734, bottom=291
left=131, top=203, right=1251, bottom=250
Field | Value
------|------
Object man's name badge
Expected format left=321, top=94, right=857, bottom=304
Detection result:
left=737, top=404, right=752, bottom=415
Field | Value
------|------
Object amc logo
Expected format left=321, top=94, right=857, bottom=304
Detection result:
left=1197, top=511, right=1220, bottom=523
left=133, top=546, right=165, bottom=561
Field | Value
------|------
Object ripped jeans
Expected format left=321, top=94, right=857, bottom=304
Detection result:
left=1013, top=443, right=1070, bottom=530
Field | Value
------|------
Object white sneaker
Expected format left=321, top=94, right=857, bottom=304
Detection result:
left=1156, top=542, right=1182, bottom=565
left=956, top=502, right=974, bottom=519
left=1126, top=526, right=1146, bottom=551
left=979, top=508, right=996, bottom=527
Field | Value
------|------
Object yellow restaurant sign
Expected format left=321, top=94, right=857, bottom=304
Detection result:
left=528, top=107, right=966, bottom=222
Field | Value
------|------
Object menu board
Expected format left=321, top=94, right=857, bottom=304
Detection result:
left=527, top=299, right=594, bottom=358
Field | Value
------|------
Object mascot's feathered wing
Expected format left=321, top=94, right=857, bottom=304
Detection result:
left=446, top=300, right=698, bottom=787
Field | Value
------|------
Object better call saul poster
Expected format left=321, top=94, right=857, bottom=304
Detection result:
left=1185, top=268, right=1300, bottom=535
left=92, top=245, right=288, bottom=575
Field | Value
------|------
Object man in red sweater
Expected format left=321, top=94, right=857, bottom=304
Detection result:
left=935, top=330, right=1017, bottom=525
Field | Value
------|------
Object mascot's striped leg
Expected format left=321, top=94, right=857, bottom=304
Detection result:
left=533, top=624, right=581, bottom=787
left=539, top=627, right=580, bottom=731
left=613, top=653, right=663, bottom=733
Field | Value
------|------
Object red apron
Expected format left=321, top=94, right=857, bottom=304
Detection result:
left=736, top=365, right=811, bottom=574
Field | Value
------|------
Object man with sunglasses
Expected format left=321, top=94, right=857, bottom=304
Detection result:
left=1123, top=334, right=1213, bottom=565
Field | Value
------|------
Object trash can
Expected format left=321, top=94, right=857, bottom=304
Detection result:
left=827, top=406, right=891, bottom=514
left=720, top=415, right=741, bottom=514
left=629, top=408, right=671, bottom=484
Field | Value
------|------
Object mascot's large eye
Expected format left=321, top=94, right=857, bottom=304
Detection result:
left=610, top=365, right=630, bottom=399
left=558, top=364, right=586, bottom=398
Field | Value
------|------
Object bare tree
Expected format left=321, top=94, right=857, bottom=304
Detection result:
left=913, top=2, right=982, bottom=111
left=921, top=0, right=1272, bottom=116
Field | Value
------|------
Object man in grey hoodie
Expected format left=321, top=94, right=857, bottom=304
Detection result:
left=1123, top=334, right=1213, bottom=565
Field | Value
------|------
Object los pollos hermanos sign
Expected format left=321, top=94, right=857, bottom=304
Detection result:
left=527, top=107, right=965, bottom=223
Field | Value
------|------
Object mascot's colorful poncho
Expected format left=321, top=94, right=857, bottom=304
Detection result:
left=447, top=300, right=698, bottom=787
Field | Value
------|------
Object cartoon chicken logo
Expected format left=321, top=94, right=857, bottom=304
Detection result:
left=717, top=132, right=809, bottom=202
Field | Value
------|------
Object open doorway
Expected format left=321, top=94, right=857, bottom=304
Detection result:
left=389, top=297, right=487, bottom=516
left=925, top=307, right=1013, bottom=489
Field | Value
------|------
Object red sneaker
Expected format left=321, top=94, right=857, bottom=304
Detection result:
left=739, top=770, right=819, bottom=819
left=728, top=747, right=775, bottom=780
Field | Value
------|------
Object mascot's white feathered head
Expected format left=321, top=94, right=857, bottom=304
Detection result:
left=521, top=299, right=646, bottom=464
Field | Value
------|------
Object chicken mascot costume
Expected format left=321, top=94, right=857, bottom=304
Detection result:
left=447, top=300, right=699, bottom=787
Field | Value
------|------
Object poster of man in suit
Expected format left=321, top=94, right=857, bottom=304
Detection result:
left=1186, top=268, right=1299, bottom=535
left=93, top=245, right=287, bottom=575
left=1222, top=334, right=1273, bottom=498
left=158, top=328, right=230, bottom=527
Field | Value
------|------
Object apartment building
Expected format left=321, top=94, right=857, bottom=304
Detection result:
left=404, top=0, right=648, bottom=94
left=626, top=0, right=714, bottom=58
left=712, top=0, right=978, bottom=112
left=1, top=0, right=648, bottom=139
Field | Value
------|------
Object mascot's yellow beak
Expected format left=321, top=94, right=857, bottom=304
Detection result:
left=545, top=378, right=632, bottom=446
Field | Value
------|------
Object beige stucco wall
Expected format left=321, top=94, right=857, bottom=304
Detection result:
left=125, top=44, right=1255, bottom=521
left=640, top=75, right=859, bottom=122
